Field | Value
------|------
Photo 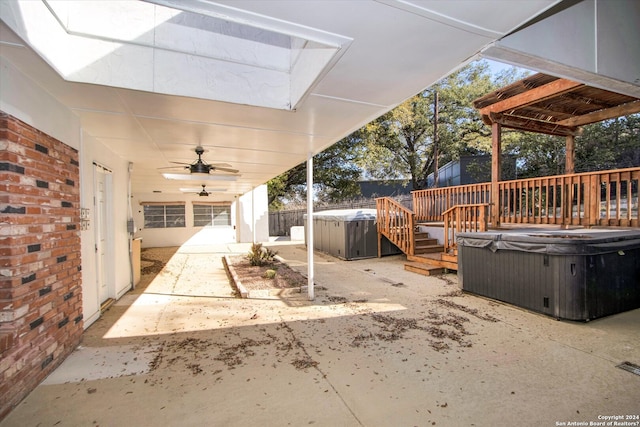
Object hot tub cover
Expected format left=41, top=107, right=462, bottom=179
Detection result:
left=304, top=209, right=377, bottom=221
left=457, top=229, right=640, bottom=256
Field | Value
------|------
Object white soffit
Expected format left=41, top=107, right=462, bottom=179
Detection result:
left=377, top=0, right=559, bottom=36
left=162, top=173, right=239, bottom=181
left=17, top=0, right=351, bottom=110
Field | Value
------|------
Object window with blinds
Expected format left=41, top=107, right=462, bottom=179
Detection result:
left=193, top=204, right=231, bottom=227
left=142, top=204, right=186, bottom=228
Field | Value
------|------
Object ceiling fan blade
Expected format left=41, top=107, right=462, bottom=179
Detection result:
left=157, top=165, right=189, bottom=170
left=209, top=162, right=232, bottom=168
left=211, top=166, right=239, bottom=173
left=170, top=161, right=191, bottom=165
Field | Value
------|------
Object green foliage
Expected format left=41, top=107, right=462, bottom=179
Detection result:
left=247, top=243, right=278, bottom=267
left=267, top=134, right=365, bottom=209
left=264, top=269, right=277, bottom=279
left=576, top=116, right=640, bottom=172
left=504, top=115, right=640, bottom=178
left=357, top=61, right=530, bottom=190
left=505, top=133, right=566, bottom=178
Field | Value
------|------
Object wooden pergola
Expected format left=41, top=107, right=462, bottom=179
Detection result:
left=473, top=73, right=640, bottom=226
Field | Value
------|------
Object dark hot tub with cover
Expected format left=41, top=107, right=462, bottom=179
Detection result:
left=457, top=229, right=640, bottom=320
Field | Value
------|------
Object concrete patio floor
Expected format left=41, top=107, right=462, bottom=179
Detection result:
left=2, top=241, right=639, bottom=427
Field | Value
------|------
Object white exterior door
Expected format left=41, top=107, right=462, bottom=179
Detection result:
left=94, top=164, right=112, bottom=304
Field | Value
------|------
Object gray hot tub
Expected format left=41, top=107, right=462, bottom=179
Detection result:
left=457, top=229, right=640, bottom=321
left=304, top=209, right=401, bottom=260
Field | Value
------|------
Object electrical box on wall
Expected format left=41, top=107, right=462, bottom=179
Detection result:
left=80, top=208, right=91, bottom=230
left=127, top=219, right=136, bottom=234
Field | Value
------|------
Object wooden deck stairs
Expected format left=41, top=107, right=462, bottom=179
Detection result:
left=377, top=198, right=493, bottom=276
left=403, top=228, right=458, bottom=276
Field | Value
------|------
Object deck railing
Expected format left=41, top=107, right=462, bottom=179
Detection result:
left=442, top=204, right=489, bottom=253
left=376, top=197, right=414, bottom=256
left=412, top=167, right=640, bottom=228
left=496, top=168, right=639, bottom=227
left=413, top=183, right=491, bottom=222
left=376, top=167, right=639, bottom=258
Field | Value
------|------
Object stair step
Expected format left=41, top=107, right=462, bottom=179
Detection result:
left=404, top=262, right=445, bottom=276
left=441, top=253, right=458, bottom=263
left=413, top=244, right=444, bottom=254
left=407, top=254, right=458, bottom=271
left=415, top=237, right=438, bottom=246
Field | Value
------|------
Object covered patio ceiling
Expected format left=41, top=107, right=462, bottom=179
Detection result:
left=473, top=73, right=640, bottom=137
left=4, top=0, right=630, bottom=200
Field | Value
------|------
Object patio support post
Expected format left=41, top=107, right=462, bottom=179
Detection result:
left=565, top=134, right=575, bottom=174
left=491, top=122, right=502, bottom=227
left=306, top=154, right=315, bottom=301
left=251, top=186, right=256, bottom=243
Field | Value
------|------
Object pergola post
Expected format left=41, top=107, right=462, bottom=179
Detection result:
left=491, top=122, right=502, bottom=227
left=565, top=134, right=575, bottom=174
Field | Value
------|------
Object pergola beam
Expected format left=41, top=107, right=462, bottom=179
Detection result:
left=557, top=100, right=640, bottom=127
left=488, top=112, right=581, bottom=137
left=479, top=79, right=584, bottom=116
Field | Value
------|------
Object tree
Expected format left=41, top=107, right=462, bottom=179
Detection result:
left=576, top=115, right=640, bottom=172
left=357, top=61, right=528, bottom=189
left=504, top=114, right=640, bottom=178
left=358, top=91, right=435, bottom=189
left=504, top=133, right=566, bottom=178
left=267, top=131, right=365, bottom=209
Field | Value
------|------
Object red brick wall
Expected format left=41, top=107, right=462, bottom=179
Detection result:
left=0, top=112, right=83, bottom=420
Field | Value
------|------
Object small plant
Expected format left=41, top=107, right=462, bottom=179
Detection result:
left=264, top=269, right=277, bottom=279
left=247, top=243, right=278, bottom=267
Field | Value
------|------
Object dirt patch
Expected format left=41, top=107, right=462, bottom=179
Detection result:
left=140, top=247, right=179, bottom=275
left=226, top=255, right=306, bottom=291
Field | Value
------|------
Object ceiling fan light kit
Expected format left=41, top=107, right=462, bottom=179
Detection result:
left=160, top=146, right=240, bottom=178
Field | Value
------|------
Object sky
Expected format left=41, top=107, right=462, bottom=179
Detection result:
left=485, top=59, right=516, bottom=75
left=484, top=58, right=526, bottom=75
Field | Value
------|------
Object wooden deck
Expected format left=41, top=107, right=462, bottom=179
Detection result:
left=377, top=167, right=640, bottom=276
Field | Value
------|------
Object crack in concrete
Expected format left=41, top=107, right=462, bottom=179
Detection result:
left=278, top=316, right=365, bottom=427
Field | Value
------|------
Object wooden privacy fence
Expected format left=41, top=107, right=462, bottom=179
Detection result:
left=269, top=209, right=306, bottom=236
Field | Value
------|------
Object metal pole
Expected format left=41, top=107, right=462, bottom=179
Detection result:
left=306, top=155, right=315, bottom=300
